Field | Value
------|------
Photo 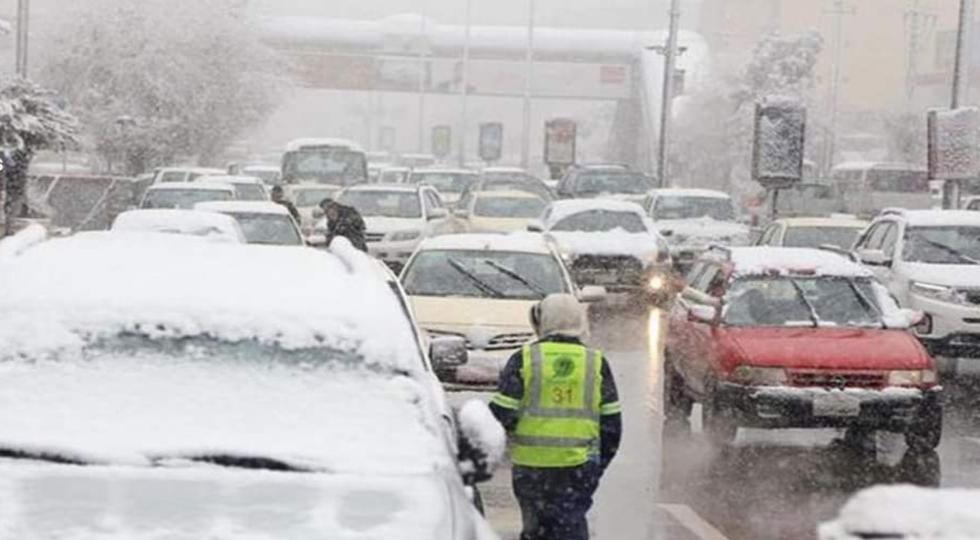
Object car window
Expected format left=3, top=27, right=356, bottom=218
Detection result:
left=724, top=276, right=880, bottom=327
left=339, top=190, right=422, bottom=219
left=233, top=184, right=268, bottom=201
left=227, top=213, right=303, bottom=245
left=473, top=196, right=546, bottom=218
left=692, top=264, right=723, bottom=294
left=550, top=210, right=646, bottom=233
left=903, top=226, right=980, bottom=265
left=571, top=172, right=652, bottom=196
left=141, top=189, right=233, bottom=209
left=758, top=225, right=779, bottom=246
left=880, top=223, right=900, bottom=257
left=968, top=199, right=980, bottom=211
left=159, top=171, right=186, bottom=183
left=858, top=222, right=891, bottom=250
left=402, top=250, right=569, bottom=300
left=783, top=226, right=863, bottom=250
left=423, top=190, right=441, bottom=213
left=653, top=196, right=735, bottom=221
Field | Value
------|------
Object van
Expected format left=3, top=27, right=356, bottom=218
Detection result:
left=830, top=162, right=930, bottom=216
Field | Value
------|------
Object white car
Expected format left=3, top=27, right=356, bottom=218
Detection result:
left=453, top=190, right=548, bottom=234
left=531, top=199, right=673, bottom=303
left=409, top=168, right=479, bottom=207
left=284, top=183, right=342, bottom=234
left=139, top=181, right=235, bottom=209
left=401, top=233, right=590, bottom=385
left=853, top=209, right=980, bottom=375
left=196, top=174, right=270, bottom=201
left=325, top=184, right=453, bottom=272
left=194, top=201, right=304, bottom=246
left=755, top=216, right=869, bottom=250
left=111, top=209, right=246, bottom=243
left=820, top=485, right=978, bottom=539
left=151, top=166, right=225, bottom=184
left=0, top=229, right=499, bottom=539
left=642, top=188, right=750, bottom=271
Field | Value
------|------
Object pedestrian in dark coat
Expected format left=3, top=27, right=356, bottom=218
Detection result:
left=270, top=185, right=301, bottom=223
left=320, top=198, right=368, bottom=252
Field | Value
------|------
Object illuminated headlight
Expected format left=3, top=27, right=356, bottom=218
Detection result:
left=647, top=274, right=667, bottom=291
left=388, top=230, right=422, bottom=242
left=887, top=369, right=938, bottom=387
left=731, top=366, right=788, bottom=386
left=910, top=281, right=970, bottom=306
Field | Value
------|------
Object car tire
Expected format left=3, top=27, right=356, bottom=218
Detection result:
left=663, top=356, right=693, bottom=431
left=703, top=386, right=737, bottom=447
left=906, top=406, right=943, bottom=451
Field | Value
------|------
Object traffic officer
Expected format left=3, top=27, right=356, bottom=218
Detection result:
left=489, top=293, right=622, bottom=540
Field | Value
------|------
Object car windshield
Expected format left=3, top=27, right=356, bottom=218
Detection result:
left=225, top=213, right=303, bottom=245
left=473, top=196, right=546, bottom=218
left=281, top=148, right=366, bottom=184
left=654, top=196, right=735, bottom=221
left=411, top=172, right=476, bottom=194
left=340, top=190, right=421, bottom=219
left=142, top=189, right=233, bottom=209
left=724, top=276, right=881, bottom=327
left=158, top=171, right=186, bottom=183
left=573, top=172, right=652, bottom=195
left=380, top=169, right=410, bottom=183
left=233, top=184, right=267, bottom=201
left=783, top=226, right=863, bottom=249
left=402, top=250, right=567, bottom=300
left=294, top=188, right=338, bottom=207
left=551, top=210, right=647, bottom=233
left=903, top=226, right=980, bottom=265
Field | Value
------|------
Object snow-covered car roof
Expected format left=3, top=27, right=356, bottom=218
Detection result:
left=819, top=485, right=980, bottom=540
left=284, top=137, right=364, bottom=152
left=110, top=209, right=246, bottom=243
left=145, top=181, right=235, bottom=192
left=194, top=201, right=291, bottom=216
left=724, top=247, right=873, bottom=278
left=472, top=189, right=545, bottom=200
left=650, top=188, right=730, bottom=199
left=543, top=198, right=647, bottom=227
left=776, top=216, right=868, bottom=228
left=885, top=209, right=980, bottom=227
left=196, top=174, right=264, bottom=185
left=241, top=164, right=279, bottom=172
left=0, top=231, right=420, bottom=367
left=418, top=232, right=555, bottom=254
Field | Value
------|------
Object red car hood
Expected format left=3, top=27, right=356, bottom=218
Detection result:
left=724, top=327, right=932, bottom=371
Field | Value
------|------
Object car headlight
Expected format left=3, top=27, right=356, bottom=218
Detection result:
left=887, top=369, right=938, bottom=387
left=910, top=281, right=970, bottom=306
left=388, top=230, right=422, bottom=242
left=731, top=366, right=788, bottom=386
left=647, top=274, right=667, bottom=291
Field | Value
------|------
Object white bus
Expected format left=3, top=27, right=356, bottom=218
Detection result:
left=830, top=162, right=930, bottom=216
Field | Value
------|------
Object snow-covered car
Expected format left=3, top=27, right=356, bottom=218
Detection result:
left=281, top=138, right=369, bottom=185
left=151, top=166, right=225, bottom=184
left=284, top=182, right=342, bottom=234
left=453, top=190, right=548, bottom=234
left=530, top=199, right=673, bottom=304
left=409, top=168, right=479, bottom=207
left=378, top=166, right=412, bottom=184
left=0, top=230, right=500, bottom=539
left=194, top=201, right=304, bottom=246
left=642, top=188, right=751, bottom=271
left=196, top=174, right=270, bottom=201
left=756, top=215, right=869, bottom=250
left=852, top=209, right=980, bottom=376
left=666, top=247, right=941, bottom=449
left=401, top=233, right=593, bottom=385
left=317, top=183, right=453, bottom=272
left=110, top=208, right=246, bottom=243
left=555, top=166, right=654, bottom=204
left=139, top=181, right=235, bottom=209
left=819, top=485, right=980, bottom=539
left=965, top=195, right=980, bottom=211
left=460, top=167, right=554, bottom=202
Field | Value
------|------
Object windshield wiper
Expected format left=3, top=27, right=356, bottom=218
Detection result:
left=918, top=238, right=980, bottom=265
left=447, top=258, right=505, bottom=298
left=789, top=279, right=820, bottom=328
left=151, top=453, right=314, bottom=472
left=846, top=280, right=885, bottom=328
left=481, top=259, right=545, bottom=295
left=0, top=447, right=92, bottom=466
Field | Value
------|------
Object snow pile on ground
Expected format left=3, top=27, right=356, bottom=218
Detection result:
left=549, top=230, right=661, bottom=259
left=457, top=399, right=507, bottom=475
left=819, top=485, right=980, bottom=539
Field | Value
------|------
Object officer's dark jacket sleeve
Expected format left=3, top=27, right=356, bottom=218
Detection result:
left=489, top=350, right=524, bottom=432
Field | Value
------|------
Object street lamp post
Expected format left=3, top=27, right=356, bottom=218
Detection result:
left=520, top=0, right=536, bottom=170
left=15, top=0, right=29, bottom=77
left=656, top=0, right=681, bottom=187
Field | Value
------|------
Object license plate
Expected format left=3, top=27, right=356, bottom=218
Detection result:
left=813, top=393, right=861, bottom=417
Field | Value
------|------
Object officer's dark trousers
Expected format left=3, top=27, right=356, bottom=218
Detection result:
left=512, top=462, right=601, bottom=540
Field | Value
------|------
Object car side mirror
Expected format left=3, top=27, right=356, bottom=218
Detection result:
left=456, top=400, right=505, bottom=485
left=526, top=219, right=544, bottom=232
left=856, top=248, right=891, bottom=267
left=578, top=285, right=606, bottom=303
left=428, top=207, right=449, bottom=221
left=688, top=303, right=720, bottom=325
left=883, top=308, right=925, bottom=330
left=430, top=336, right=468, bottom=370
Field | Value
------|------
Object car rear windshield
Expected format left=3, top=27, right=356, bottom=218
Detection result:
left=783, top=226, right=862, bottom=250
left=281, top=148, right=366, bottom=184
left=142, top=189, right=233, bottom=209
left=226, top=213, right=302, bottom=245
left=903, top=226, right=980, bottom=265
left=340, top=191, right=421, bottom=219
left=473, top=196, right=545, bottom=218
left=403, top=250, right=567, bottom=300
left=551, top=210, right=646, bottom=233
left=654, top=196, right=735, bottom=221
left=724, top=276, right=880, bottom=328
left=411, top=173, right=476, bottom=194
left=573, top=172, right=652, bottom=195
left=294, top=188, right=338, bottom=207
left=233, top=184, right=268, bottom=201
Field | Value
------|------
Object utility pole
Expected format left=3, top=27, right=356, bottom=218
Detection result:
left=520, top=0, right=536, bottom=170
left=457, top=0, right=473, bottom=166
left=656, top=0, right=681, bottom=187
left=824, top=0, right=855, bottom=171
left=15, top=0, right=29, bottom=77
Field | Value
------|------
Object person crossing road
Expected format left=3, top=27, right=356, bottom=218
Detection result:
left=489, top=293, right=622, bottom=540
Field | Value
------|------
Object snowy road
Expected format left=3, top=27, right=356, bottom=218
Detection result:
left=450, top=307, right=980, bottom=540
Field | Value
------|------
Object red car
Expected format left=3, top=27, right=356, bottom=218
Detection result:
left=664, top=247, right=942, bottom=449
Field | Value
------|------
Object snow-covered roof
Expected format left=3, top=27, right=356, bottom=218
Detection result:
left=727, top=247, right=872, bottom=278
left=145, top=181, right=235, bottom=192
left=110, top=210, right=246, bottom=243
left=194, top=201, right=291, bottom=216
left=891, top=209, right=980, bottom=227
left=418, top=232, right=554, bottom=254
left=196, top=174, right=264, bottom=185
left=777, top=216, right=869, bottom=228
left=284, top=138, right=364, bottom=153
left=819, top=485, right=980, bottom=539
left=543, top=198, right=646, bottom=226
left=652, top=188, right=731, bottom=199
left=0, top=232, right=420, bottom=368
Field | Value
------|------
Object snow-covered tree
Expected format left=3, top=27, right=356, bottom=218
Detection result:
left=0, top=78, right=79, bottom=236
left=40, top=0, right=282, bottom=174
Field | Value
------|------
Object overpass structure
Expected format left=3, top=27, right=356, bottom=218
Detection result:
left=257, top=14, right=710, bottom=173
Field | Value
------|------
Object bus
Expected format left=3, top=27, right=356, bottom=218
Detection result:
left=830, top=162, right=930, bottom=216
left=280, top=138, right=368, bottom=186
